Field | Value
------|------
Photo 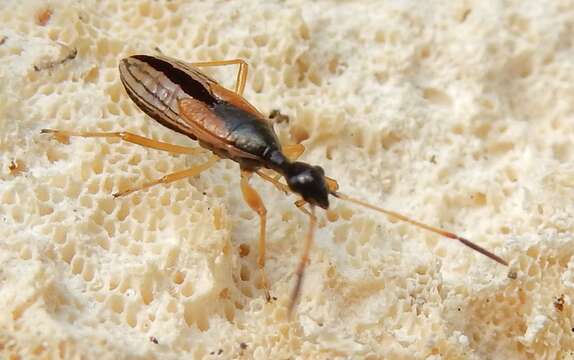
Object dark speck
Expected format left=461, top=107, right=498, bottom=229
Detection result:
left=217, top=349, right=223, bottom=355
left=149, top=336, right=158, bottom=344
left=554, top=294, right=565, bottom=312
left=240, top=342, right=247, bottom=350
left=269, top=109, right=290, bottom=124
left=461, top=9, right=471, bottom=22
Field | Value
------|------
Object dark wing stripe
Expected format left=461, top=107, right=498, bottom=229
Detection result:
left=132, top=55, right=216, bottom=106
left=120, top=71, right=198, bottom=138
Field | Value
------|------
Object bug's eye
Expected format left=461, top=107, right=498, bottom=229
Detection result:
left=315, top=166, right=325, bottom=175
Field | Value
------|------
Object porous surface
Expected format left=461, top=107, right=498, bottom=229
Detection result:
left=1, top=0, right=574, bottom=359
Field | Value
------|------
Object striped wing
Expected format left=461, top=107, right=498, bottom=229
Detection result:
left=119, top=55, right=268, bottom=160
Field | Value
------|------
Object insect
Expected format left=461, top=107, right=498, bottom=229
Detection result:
left=42, top=55, right=508, bottom=314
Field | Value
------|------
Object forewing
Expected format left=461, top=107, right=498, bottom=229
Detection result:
left=120, top=55, right=266, bottom=160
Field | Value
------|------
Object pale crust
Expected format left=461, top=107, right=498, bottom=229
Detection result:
left=2, top=1, right=573, bottom=359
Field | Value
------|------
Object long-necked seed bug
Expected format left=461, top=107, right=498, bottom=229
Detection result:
left=42, top=55, right=509, bottom=314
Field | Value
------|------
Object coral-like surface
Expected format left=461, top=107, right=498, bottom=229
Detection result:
left=1, top=0, right=574, bottom=358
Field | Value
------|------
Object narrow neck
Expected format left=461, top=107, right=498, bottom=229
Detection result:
left=267, top=149, right=291, bottom=174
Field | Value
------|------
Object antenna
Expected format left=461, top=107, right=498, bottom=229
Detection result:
left=332, top=192, right=508, bottom=266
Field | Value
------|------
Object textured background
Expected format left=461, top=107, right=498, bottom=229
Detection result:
left=1, top=0, right=574, bottom=358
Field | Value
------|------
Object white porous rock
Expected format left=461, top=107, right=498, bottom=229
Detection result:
left=1, top=0, right=574, bottom=358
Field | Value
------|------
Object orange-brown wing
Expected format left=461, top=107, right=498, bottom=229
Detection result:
left=177, top=97, right=262, bottom=161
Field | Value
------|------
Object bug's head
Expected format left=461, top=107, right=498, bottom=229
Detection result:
left=285, top=162, right=330, bottom=209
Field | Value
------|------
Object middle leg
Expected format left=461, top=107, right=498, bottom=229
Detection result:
left=240, top=169, right=271, bottom=301
left=191, top=59, right=248, bottom=96
left=114, top=155, right=219, bottom=197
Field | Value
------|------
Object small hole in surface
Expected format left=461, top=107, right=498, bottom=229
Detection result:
left=509, top=53, right=533, bottom=78
left=472, top=192, right=487, bottom=206
left=83, top=262, right=95, bottom=281
left=224, top=301, right=235, bottom=321
left=126, top=306, right=137, bottom=328
left=240, top=265, right=251, bottom=281
left=108, top=294, right=125, bottom=314
left=197, top=312, right=209, bottom=331
left=326, top=210, right=339, bottom=222
left=173, top=270, right=185, bottom=284
left=20, top=247, right=32, bottom=260
left=281, top=211, right=294, bottom=221
left=418, top=45, right=431, bottom=59
left=422, top=87, right=452, bottom=107
left=141, top=278, right=154, bottom=305
left=181, top=281, right=194, bottom=297
left=71, top=257, right=84, bottom=274
left=452, top=124, right=464, bottom=135
left=238, top=244, right=250, bottom=257
left=61, top=241, right=75, bottom=263
left=240, top=286, right=253, bottom=298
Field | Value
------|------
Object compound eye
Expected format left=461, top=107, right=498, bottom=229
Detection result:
left=315, top=166, right=325, bottom=175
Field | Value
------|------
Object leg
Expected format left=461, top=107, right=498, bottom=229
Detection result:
left=41, top=129, right=203, bottom=155
left=240, top=169, right=271, bottom=301
left=191, top=59, right=248, bottom=96
left=288, top=204, right=317, bottom=316
left=283, top=143, right=305, bottom=161
left=325, top=176, right=339, bottom=193
left=114, top=155, right=219, bottom=197
left=256, top=169, right=290, bottom=194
